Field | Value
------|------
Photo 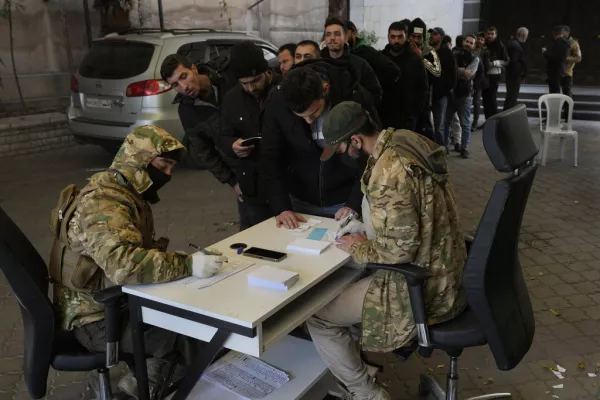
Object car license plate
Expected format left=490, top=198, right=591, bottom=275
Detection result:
left=86, top=98, right=112, bottom=109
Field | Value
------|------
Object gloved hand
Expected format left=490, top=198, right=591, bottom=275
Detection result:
left=191, top=253, right=227, bottom=278
left=336, top=219, right=366, bottom=238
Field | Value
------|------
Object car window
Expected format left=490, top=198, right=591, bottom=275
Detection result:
left=177, top=42, right=207, bottom=64
left=79, top=41, right=155, bottom=79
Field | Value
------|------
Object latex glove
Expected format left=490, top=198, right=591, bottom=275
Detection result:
left=191, top=253, right=228, bottom=278
left=336, top=219, right=366, bottom=239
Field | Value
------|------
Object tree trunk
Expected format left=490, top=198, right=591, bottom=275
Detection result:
left=328, top=0, right=348, bottom=20
left=59, top=0, right=76, bottom=74
left=7, top=0, right=27, bottom=112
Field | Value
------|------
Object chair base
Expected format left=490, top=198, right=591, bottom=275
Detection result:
left=419, top=374, right=511, bottom=400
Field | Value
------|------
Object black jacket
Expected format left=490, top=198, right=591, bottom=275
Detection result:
left=174, top=69, right=236, bottom=186
left=433, top=47, right=457, bottom=101
left=321, top=45, right=383, bottom=107
left=260, top=59, right=372, bottom=215
left=381, top=43, right=429, bottom=127
left=544, top=37, right=569, bottom=78
left=454, top=50, right=477, bottom=98
left=218, top=75, right=281, bottom=203
left=506, top=38, right=528, bottom=78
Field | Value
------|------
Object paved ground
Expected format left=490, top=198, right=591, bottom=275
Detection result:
left=0, top=119, right=599, bottom=399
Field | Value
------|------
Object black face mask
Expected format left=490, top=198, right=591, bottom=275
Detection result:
left=144, top=164, right=171, bottom=202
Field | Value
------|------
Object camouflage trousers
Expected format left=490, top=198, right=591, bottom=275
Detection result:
left=306, top=276, right=374, bottom=390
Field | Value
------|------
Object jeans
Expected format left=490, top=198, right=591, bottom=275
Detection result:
left=415, top=109, right=434, bottom=140
left=503, top=76, right=522, bottom=111
left=561, top=75, right=573, bottom=118
left=290, top=196, right=345, bottom=219
left=482, top=74, right=501, bottom=119
left=472, top=88, right=482, bottom=127
left=432, top=96, right=448, bottom=146
left=445, top=95, right=472, bottom=151
left=237, top=199, right=273, bottom=231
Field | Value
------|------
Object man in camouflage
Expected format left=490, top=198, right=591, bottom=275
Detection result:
left=50, top=126, right=225, bottom=396
left=306, top=102, right=466, bottom=400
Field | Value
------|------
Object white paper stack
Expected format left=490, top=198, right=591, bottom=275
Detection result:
left=247, top=265, right=299, bottom=291
left=286, top=238, right=331, bottom=255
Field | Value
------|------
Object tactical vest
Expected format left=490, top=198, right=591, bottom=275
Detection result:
left=48, top=178, right=153, bottom=293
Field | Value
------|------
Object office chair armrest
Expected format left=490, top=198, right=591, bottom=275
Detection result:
left=367, top=263, right=433, bottom=347
left=464, top=234, right=474, bottom=253
left=93, top=286, right=125, bottom=368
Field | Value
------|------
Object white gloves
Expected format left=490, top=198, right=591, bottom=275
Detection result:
left=191, top=252, right=228, bottom=278
left=336, top=219, right=366, bottom=238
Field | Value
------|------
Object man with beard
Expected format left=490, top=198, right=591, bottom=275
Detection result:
left=277, top=43, right=296, bottom=77
left=218, top=41, right=279, bottom=229
left=344, top=20, right=401, bottom=129
left=321, top=17, right=383, bottom=107
left=260, top=59, right=374, bottom=228
left=381, top=21, right=428, bottom=130
left=306, top=101, right=466, bottom=400
left=295, top=40, right=321, bottom=64
left=161, top=54, right=238, bottom=193
left=482, top=26, right=508, bottom=120
left=428, top=25, right=457, bottom=147
left=444, top=34, right=479, bottom=158
left=408, top=18, right=442, bottom=141
left=504, top=27, right=529, bottom=111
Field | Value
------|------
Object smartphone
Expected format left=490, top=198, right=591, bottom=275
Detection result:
left=243, top=247, right=287, bottom=262
left=241, top=137, right=262, bottom=147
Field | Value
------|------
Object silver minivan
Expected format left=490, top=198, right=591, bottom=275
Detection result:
left=68, top=29, right=278, bottom=153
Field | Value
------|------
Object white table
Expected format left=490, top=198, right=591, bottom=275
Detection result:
left=123, top=215, right=362, bottom=400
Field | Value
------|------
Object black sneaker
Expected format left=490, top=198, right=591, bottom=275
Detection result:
left=453, top=143, right=461, bottom=152
left=460, top=149, right=470, bottom=159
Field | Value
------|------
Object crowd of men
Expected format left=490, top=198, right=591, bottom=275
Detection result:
left=48, top=16, right=582, bottom=400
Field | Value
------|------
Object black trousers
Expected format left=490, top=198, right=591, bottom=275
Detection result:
left=237, top=199, right=273, bottom=231
left=482, top=75, right=501, bottom=119
left=548, top=76, right=561, bottom=94
left=503, top=76, right=522, bottom=111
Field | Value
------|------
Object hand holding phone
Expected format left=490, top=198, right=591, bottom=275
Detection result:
left=241, top=137, right=262, bottom=147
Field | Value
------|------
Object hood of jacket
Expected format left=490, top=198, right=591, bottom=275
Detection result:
left=375, top=128, right=448, bottom=183
left=291, top=58, right=360, bottom=107
left=108, top=126, right=186, bottom=195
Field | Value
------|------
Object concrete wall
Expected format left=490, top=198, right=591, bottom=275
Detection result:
left=132, top=0, right=328, bottom=47
left=350, top=0, right=464, bottom=49
left=0, top=1, right=100, bottom=111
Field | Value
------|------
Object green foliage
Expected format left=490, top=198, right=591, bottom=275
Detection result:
left=358, top=29, right=379, bottom=46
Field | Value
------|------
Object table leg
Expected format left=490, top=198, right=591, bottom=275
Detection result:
left=129, top=296, right=150, bottom=400
left=172, top=329, right=231, bottom=400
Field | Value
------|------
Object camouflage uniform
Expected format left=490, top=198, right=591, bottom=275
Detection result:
left=307, top=127, right=466, bottom=391
left=52, top=126, right=193, bottom=331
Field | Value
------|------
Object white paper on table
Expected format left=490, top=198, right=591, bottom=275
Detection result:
left=203, top=351, right=289, bottom=400
left=176, top=258, right=254, bottom=290
left=290, top=218, right=322, bottom=233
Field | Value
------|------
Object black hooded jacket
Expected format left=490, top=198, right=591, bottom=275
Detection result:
left=321, top=45, right=383, bottom=107
left=259, top=59, right=373, bottom=215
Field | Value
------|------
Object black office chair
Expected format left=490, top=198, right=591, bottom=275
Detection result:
left=0, top=206, right=127, bottom=400
left=370, top=104, right=538, bottom=399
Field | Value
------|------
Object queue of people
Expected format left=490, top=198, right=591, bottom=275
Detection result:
left=47, top=16, right=582, bottom=400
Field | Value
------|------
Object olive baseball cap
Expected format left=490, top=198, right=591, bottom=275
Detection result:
left=320, top=101, right=368, bottom=161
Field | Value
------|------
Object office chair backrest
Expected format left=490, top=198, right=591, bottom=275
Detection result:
left=0, top=207, right=54, bottom=399
left=464, top=105, right=538, bottom=371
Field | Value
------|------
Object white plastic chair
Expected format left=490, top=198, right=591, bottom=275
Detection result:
left=538, top=94, right=578, bottom=167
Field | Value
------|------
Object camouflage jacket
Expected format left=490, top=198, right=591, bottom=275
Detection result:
left=53, top=126, right=193, bottom=331
left=349, top=128, right=467, bottom=352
